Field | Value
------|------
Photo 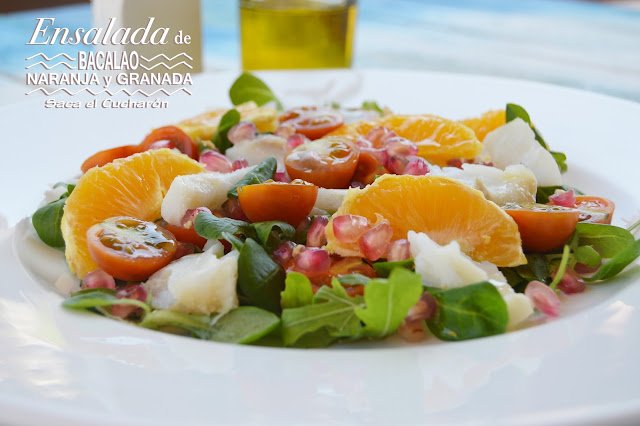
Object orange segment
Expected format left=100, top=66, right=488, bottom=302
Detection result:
left=325, top=174, right=526, bottom=267
left=177, top=101, right=277, bottom=141
left=61, top=149, right=205, bottom=278
left=460, top=109, right=506, bottom=142
left=329, top=114, right=482, bottom=166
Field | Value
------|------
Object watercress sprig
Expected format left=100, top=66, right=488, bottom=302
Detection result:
left=229, top=72, right=283, bottom=110
left=32, top=183, right=75, bottom=248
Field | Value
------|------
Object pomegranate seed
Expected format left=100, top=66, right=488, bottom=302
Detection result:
left=406, top=292, right=438, bottom=322
left=356, top=136, right=373, bottom=148
left=221, top=198, right=249, bottom=221
left=332, top=214, right=371, bottom=244
left=403, top=156, right=430, bottom=175
left=286, top=134, right=309, bottom=151
left=227, top=121, right=257, bottom=144
left=447, top=158, right=464, bottom=169
left=181, top=207, right=212, bottom=229
left=386, top=155, right=408, bottom=175
left=274, top=170, right=291, bottom=183
left=365, top=127, right=396, bottom=147
left=275, top=123, right=296, bottom=138
left=358, top=221, right=393, bottom=261
left=111, top=284, right=147, bottom=319
left=82, top=270, right=116, bottom=290
left=273, top=241, right=296, bottom=267
left=293, top=247, right=331, bottom=277
left=199, top=150, right=233, bottom=173
left=232, top=159, right=249, bottom=171
left=525, top=280, right=561, bottom=317
left=307, top=216, right=329, bottom=247
left=350, top=181, right=366, bottom=189
left=174, top=242, right=196, bottom=260
left=361, top=146, right=389, bottom=165
left=387, top=239, right=411, bottom=261
left=549, top=190, right=576, bottom=208
left=384, top=138, right=418, bottom=157
left=556, top=270, right=586, bottom=294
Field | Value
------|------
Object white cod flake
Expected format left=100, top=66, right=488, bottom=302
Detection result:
left=482, top=118, right=562, bottom=187
left=144, top=243, right=239, bottom=316
left=431, top=163, right=537, bottom=206
left=226, top=134, right=287, bottom=169
left=311, top=188, right=348, bottom=215
left=408, top=231, right=532, bottom=328
left=161, top=166, right=254, bottom=225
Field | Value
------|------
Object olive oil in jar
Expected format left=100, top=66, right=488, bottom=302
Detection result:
left=240, top=0, right=357, bottom=70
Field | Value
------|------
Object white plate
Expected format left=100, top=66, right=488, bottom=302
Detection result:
left=1, top=70, right=640, bottom=426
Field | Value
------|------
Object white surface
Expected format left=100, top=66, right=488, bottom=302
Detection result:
left=1, top=70, right=640, bottom=425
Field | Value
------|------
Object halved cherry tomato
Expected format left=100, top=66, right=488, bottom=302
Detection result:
left=237, top=180, right=318, bottom=226
left=139, top=125, right=198, bottom=160
left=352, top=151, right=386, bottom=185
left=156, top=219, right=207, bottom=249
left=280, top=107, right=344, bottom=140
left=285, top=136, right=360, bottom=188
left=87, top=217, right=177, bottom=281
left=575, top=196, right=615, bottom=224
left=81, top=145, right=140, bottom=173
left=505, top=204, right=580, bottom=253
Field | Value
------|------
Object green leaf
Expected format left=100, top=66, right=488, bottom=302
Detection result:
left=253, top=220, right=295, bottom=250
left=585, top=240, right=640, bottom=282
left=139, top=310, right=211, bottom=338
left=575, top=223, right=635, bottom=258
left=527, top=254, right=550, bottom=283
left=355, top=268, right=423, bottom=338
left=229, top=72, right=283, bottom=110
left=361, top=100, right=384, bottom=114
left=281, top=272, right=314, bottom=309
left=211, top=109, right=240, bottom=154
left=63, top=289, right=150, bottom=313
left=209, top=306, right=280, bottom=344
left=551, top=151, right=568, bottom=173
left=426, top=282, right=508, bottom=341
left=372, top=259, right=414, bottom=278
left=237, top=238, right=286, bottom=313
left=222, top=231, right=245, bottom=251
left=281, top=282, right=363, bottom=346
left=227, top=157, right=277, bottom=199
left=32, top=185, right=74, bottom=248
left=194, top=212, right=253, bottom=241
left=506, top=103, right=532, bottom=127
left=336, top=273, right=371, bottom=286
left=574, top=245, right=601, bottom=267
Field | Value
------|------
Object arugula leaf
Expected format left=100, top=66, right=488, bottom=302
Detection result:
left=209, top=306, right=280, bottom=344
left=281, top=272, right=314, bottom=309
left=253, top=220, right=295, bottom=250
left=229, top=72, right=283, bottom=110
left=336, top=273, right=371, bottom=285
left=426, top=282, right=508, bottom=341
left=194, top=212, right=253, bottom=241
left=355, top=268, right=422, bottom=338
left=281, top=281, right=363, bottom=346
left=361, top=100, right=384, bottom=114
left=140, top=310, right=211, bottom=338
left=211, top=109, right=240, bottom=154
left=63, top=288, right=150, bottom=314
left=505, top=103, right=567, bottom=172
left=585, top=240, right=640, bottom=282
left=373, top=259, right=414, bottom=278
left=32, top=184, right=74, bottom=248
left=574, top=245, right=601, bottom=267
left=227, top=157, right=277, bottom=199
left=575, top=223, right=635, bottom=258
left=237, top=238, right=286, bottom=313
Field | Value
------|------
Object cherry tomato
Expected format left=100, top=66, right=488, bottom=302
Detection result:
left=139, top=125, right=198, bottom=160
left=156, top=219, right=207, bottom=249
left=505, top=204, right=580, bottom=253
left=285, top=136, right=360, bottom=188
left=87, top=217, right=177, bottom=281
left=280, top=107, right=344, bottom=140
left=81, top=145, right=140, bottom=173
left=237, top=180, right=318, bottom=226
left=575, top=196, right=615, bottom=224
left=352, top=150, right=386, bottom=185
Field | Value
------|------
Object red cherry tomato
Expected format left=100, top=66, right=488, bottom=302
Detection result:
left=81, top=145, right=140, bottom=173
left=575, top=196, right=615, bottom=224
left=505, top=204, right=580, bottom=253
left=285, top=136, right=360, bottom=188
left=139, top=125, right=198, bottom=159
left=280, top=107, right=344, bottom=140
left=87, top=217, right=177, bottom=281
left=238, top=181, right=318, bottom=226
left=352, top=150, right=386, bottom=185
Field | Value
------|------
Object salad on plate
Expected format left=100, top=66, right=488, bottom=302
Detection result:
left=30, top=73, right=640, bottom=347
